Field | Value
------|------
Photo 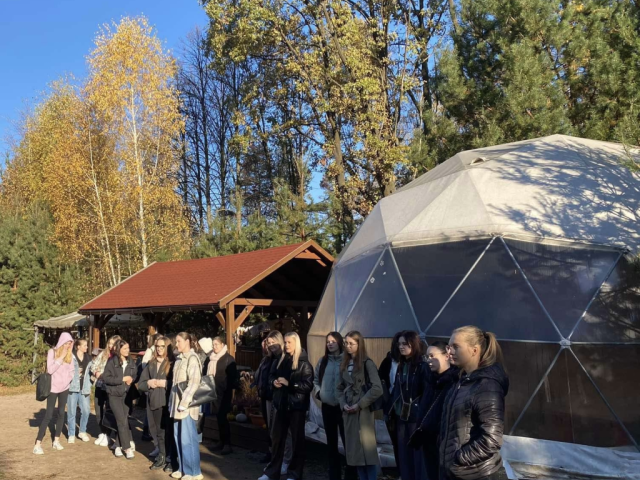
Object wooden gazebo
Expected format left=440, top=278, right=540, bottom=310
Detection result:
left=78, top=241, right=333, bottom=355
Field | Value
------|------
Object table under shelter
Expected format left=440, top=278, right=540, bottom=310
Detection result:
left=78, top=241, right=334, bottom=356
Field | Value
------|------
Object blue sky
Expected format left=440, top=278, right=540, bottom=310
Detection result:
left=0, top=0, right=208, bottom=160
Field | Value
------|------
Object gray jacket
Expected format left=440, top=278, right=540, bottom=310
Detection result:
left=313, top=353, right=343, bottom=406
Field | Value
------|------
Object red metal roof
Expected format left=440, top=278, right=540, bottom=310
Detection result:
left=79, top=241, right=332, bottom=313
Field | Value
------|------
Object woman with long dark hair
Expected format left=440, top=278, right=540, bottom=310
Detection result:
left=254, top=336, right=275, bottom=463
left=208, top=336, right=238, bottom=455
left=409, top=341, right=458, bottom=480
left=103, top=339, right=138, bottom=459
left=313, top=331, right=355, bottom=480
left=259, top=332, right=313, bottom=480
left=33, top=332, right=74, bottom=455
left=378, top=332, right=402, bottom=468
left=440, top=326, right=509, bottom=480
left=138, top=335, right=175, bottom=470
left=386, top=331, right=428, bottom=480
left=337, top=331, right=382, bottom=480
left=67, top=338, right=92, bottom=443
left=168, top=332, right=203, bottom=479
left=91, top=335, right=121, bottom=448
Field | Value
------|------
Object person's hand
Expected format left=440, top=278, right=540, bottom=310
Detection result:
left=273, top=379, right=282, bottom=388
left=277, top=377, right=289, bottom=386
left=95, top=372, right=101, bottom=379
left=148, top=379, right=157, bottom=389
left=178, top=405, right=186, bottom=412
left=123, top=376, right=133, bottom=385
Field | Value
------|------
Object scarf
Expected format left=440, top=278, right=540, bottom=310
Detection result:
left=207, top=344, right=228, bottom=376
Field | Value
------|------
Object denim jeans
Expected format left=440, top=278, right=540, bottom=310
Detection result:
left=67, top=392, right=90, bottom=437
left=356, top=465, right=377, bottom=480
left=174, top=416, right=201, bottom=476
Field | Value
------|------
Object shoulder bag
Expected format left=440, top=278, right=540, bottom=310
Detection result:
left=176, top=354, right=217, bottom=408
left=363, top=358, right=389, bottom=412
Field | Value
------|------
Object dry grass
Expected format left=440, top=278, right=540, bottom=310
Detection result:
left=0, top=383, right=35, bottom=396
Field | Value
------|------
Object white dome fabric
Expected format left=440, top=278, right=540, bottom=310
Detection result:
left=338, top=134, right=640, bottom=265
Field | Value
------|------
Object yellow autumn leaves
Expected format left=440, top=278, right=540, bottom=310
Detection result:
left=2, top=17, right=190, bottom=291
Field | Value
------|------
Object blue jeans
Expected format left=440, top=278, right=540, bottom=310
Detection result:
left=174, top=416, right=201, bottom=476
left=67, top=392, right=90, bottom=437
left=357, top=465, right=377, bottom=480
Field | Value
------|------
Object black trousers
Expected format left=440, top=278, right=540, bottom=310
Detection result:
left=108, top=394, right=132, bottom=449
left=261, top=397, right=271, bottom=446
left=37, top=390, right=69, bottom=441
left=264, top=409, right=306, bottom=480
left=322, top=403, right=357, bottom=480
left=423, top=440, right=439, bottom=480
left=386, top=414, right=400, bottom=471
left=148, top=405, right=169, bottom=456
left=94, top=388, right=109, bottom=435
left=216, top=391, right=233, bottom=445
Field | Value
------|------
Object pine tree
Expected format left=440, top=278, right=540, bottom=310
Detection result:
left=0, top=204, right=86, bottom=386
left=412, top=0, right=640, bottom=171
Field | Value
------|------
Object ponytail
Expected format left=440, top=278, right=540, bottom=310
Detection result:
left=452, top=326, right=505, bottom=371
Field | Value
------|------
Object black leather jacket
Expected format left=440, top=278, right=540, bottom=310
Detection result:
left=270, top=350, right=314, bottom=412
left=439, top=363, right=509, bottom=480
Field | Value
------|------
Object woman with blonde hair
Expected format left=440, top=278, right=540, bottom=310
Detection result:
left=337, top=331, right=383, bottom=480
left=91, top=334, right=121, bottom=447
left=33, top=332, right=75, bottom=455
left=259, top=332, right=313, bottom=480
left=439, top=326, right=509, bottom=480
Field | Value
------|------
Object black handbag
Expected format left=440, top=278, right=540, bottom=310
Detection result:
left=176, top=355, right=217, bottom=408
left=34, top=372, right=51, bottom=402
left=363, top=359, right=389, bottom=412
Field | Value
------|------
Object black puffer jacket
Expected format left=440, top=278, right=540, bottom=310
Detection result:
left=270, top=350, right=314, bottom=412
left=103, top=355, right=138, bottom=397
left=439, top=363, right=509, bottom=480
left=255, top=355, right=275, bottom=400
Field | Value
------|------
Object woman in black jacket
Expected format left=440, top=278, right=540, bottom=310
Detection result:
left=254, top=337, right=275, bottom=463
left=378, top=332, right=402, bottom=469
left=409, top=341, right=459, bottom=480
left=138, top=335, right=174, bottom=470
left=102, top=339, right=138, bottom=460
left=207, top=336, right=238, bottom=455
left=386, top=330, right=429, bottom=480
left=259, top=332, right=313, bottom=480
left=440, top=326, right=509, bottom=480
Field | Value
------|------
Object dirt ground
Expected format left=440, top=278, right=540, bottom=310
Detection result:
left=0, top=390, right=336, bottom=480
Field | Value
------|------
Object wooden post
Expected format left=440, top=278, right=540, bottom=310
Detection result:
left=225, top=301, right=236, bottom=356
left=91, top=314, right=101, bottom=351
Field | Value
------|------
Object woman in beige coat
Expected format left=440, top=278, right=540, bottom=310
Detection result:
left=337, top=331, right=383, bottom=480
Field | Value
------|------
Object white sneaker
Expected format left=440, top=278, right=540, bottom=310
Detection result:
left=78, top=433, right=90, bottom=442
left=125, top=448, right=134, bottom=460
left=114, top=447, right=123, bottom=457
left=94, top=433, right=105, bottom=445
left=68, top=436, right=75, bottom=444
left=258, top=475, right=273, bottom=480
left=150, top=446, right=160, bottom=457
left=130, top=440, right=136, bottom=452
left=98, top=435, right=109, bottom=447
left=280, top=464, right=289, bottom=475
left=52, top=440, right=64, bottom=451
left=33, top=445, right=44, bottom=455
left=170, top=472, right=183, bottom=479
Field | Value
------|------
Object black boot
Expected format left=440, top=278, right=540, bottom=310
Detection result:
left=220, top=444, right=233, bottom=455
left=211, top=441, right=224, bottom=451
left=260, top=452, right=272, bottom=463
left=150, top=453, right=165, bottom=470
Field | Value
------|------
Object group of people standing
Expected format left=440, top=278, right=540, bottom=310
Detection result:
left=309, top=326, right=510, bottom=480
left=33, top=331, right=239, bottom=480
left=33, top=323, right=509, bottom=480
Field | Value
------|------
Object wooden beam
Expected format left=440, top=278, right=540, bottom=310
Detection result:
left=234, top=306, right=255, bottom=330
left=234, top=298, right=318, bottom=308
left=216, top=311, right=226, bottom=329
left=295, top=250, right=321, bottom=260
left=225, top=301, right=236, bottom=356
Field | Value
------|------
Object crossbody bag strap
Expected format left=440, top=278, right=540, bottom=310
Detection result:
left=418, top=390, right=444, bottom=427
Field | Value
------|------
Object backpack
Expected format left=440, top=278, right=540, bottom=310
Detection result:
left=35, top=372, right=51, bottom=402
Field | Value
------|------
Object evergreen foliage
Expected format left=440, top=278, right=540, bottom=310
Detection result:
left=0, top=205, right=86, bottom=386
left=411, top=0, right=640, bottom=171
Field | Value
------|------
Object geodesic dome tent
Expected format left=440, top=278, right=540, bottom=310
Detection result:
left=308, top=134, right=640, bottom=452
